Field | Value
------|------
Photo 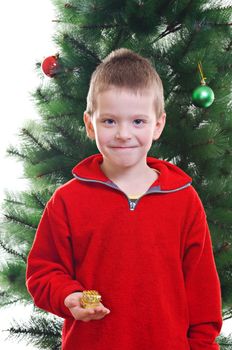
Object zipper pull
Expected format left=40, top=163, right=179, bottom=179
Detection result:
left=129, top=200, right=136, bottom=211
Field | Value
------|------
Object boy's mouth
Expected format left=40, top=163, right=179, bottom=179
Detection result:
left=110, top=146, right=138, bottom=149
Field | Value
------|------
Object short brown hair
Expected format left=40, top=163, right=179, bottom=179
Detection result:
left=86, top=48, right=164, bottom=118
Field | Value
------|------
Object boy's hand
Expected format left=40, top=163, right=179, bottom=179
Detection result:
left=64, top=292, right=110, bottom=322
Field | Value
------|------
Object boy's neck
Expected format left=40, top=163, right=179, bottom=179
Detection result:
left=100, top=159, right=158, bottom=196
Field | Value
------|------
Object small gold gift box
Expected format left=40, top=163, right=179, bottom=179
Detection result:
left=80, top=290, right=102, bottom=309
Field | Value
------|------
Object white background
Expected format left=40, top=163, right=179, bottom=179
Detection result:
left=0, top=0, right=231, bottom=348
left=0, top=1, right=56, bottom=349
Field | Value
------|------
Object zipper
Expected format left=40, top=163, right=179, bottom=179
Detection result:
left=73, top=174, right=191, bottom=211
left=128, top=191, right=154, bottom=211
left=129, top=200, right=136, bottom=211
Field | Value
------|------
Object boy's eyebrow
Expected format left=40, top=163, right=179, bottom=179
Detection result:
left=98, top=113, right=114, bottom=118
left=99, top=113, right=150, bottom=119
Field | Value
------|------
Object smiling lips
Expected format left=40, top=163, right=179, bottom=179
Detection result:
left=110, top=146, right=138, bottom=149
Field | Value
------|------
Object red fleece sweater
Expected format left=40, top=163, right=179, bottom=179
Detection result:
left=26, top=154, right=222, bottom=350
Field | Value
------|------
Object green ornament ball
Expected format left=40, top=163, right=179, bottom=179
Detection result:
left=192, top=85, right=215, bottom=108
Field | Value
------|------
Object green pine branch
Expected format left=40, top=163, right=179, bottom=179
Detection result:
left=20, top=127, right=47, bottom=151
left=79, top=23, right=123, bottom=30
left=4, top=198, right=24, bottom=206
left=34, top=87, right=50, bottom=104
left=0, top=240, right=26, bottom=262
left=64, top=35, right=101, bottom=63
left=7, top=145, right=32, bottom=162
left=6, top=314, right=62, bottom=350
left=217, top=333, right=232, bottom=349
left=0, top=290, right=26, bottom=308
left=30, top=192, right=47, bottom=210
left=223, top=311, right=232, bottom=322
left=0, top=297, right=24, bottom=308
left=42, top=111, right=77, bottom=120
left=4, top=214, right=38, bottom=231
left=3, top=191, right=46, bottom=213
left=153, top=22, right=183, bottom=43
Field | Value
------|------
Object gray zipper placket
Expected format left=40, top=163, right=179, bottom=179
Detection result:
left=73, top=174, right=191, bottom=211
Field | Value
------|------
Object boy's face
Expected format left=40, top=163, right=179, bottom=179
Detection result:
left=84, top=87, right=166, bottom=171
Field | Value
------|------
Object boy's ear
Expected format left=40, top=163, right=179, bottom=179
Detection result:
left=153, top=112, right=166, bottom=141
left=83, top=112, right=95, bottom=140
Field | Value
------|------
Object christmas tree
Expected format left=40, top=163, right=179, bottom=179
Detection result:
left=0, top=0, right=232, bottom=349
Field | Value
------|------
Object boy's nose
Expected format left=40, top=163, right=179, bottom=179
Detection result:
left=115, top=125, right=131, bottom=140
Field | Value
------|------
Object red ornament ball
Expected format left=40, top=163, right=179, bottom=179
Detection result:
left=41, top=55, right=60, bottom=77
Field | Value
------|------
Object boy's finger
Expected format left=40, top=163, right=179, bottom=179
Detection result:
left=71, top=306, right=94, bottom=319
left=93, top=305, right=110, bottom=313
left=85, top=312, right=109, bottom=321
left=93, top=306, right=104, bottom=312
left=82, top=307, right=110, bottom=321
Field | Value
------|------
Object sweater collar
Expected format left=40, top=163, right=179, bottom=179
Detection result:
left=72, top=154, right=192, bottom=193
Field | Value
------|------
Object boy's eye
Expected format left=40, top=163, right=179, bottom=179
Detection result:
left=133, top=119, right=144, bottom=125
left=103, top=119, right=115, bottom=125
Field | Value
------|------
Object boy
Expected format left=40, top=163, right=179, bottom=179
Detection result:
left=26, top=48, right=222, bottom=350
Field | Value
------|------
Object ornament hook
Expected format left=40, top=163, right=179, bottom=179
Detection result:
left=198, top=61, right=207, bottom=85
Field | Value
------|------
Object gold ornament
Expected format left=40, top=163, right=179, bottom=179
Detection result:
left=80, top=290, right=102, bottom=309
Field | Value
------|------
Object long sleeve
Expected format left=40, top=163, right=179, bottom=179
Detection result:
left=183, top=194, right=223, bottom=350
left=26, top=191, right=85, bottom=319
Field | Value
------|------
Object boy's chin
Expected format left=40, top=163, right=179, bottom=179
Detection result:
left=104, top=157, right=144, bottom=170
